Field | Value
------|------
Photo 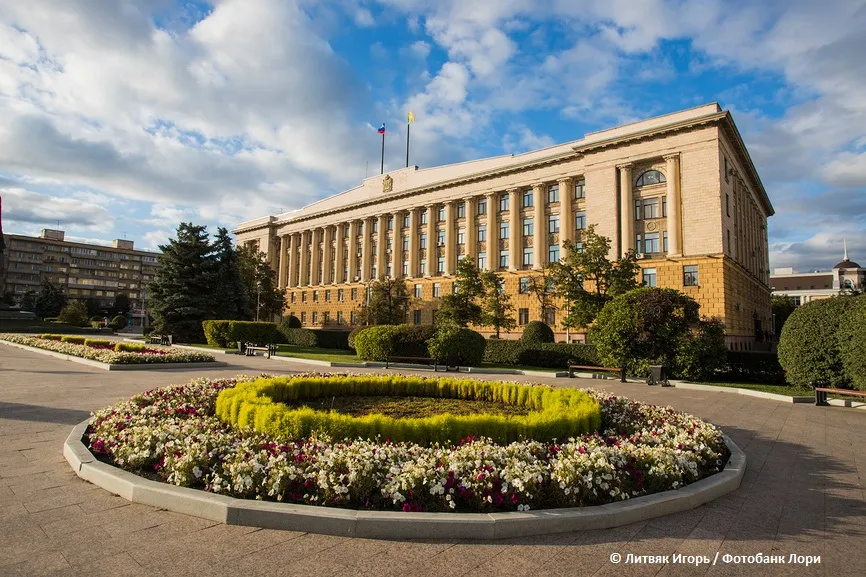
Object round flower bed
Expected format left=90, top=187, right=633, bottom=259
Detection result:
left=86, top=374, right=730, bottom=513
left=0, top=334, right=215, bottom=364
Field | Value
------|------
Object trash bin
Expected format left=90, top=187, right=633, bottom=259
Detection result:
left=237, top=341, right=245, bottom=355
left=648, top=365, right=666, bottom=386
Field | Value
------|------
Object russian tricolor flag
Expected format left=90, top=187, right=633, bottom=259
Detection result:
left=377, top=123, right=386, bottom=134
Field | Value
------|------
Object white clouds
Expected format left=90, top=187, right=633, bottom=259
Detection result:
left=823, top=152, right=866, bottom=188
left=0, top=185, right=112, bottom=229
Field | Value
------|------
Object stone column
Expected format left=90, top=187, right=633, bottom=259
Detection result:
left=618, top=163, right=634, bottom=258
left=408, top=209, right=419, bottom=278
left=486, top=192, right=498, bottom=270
left=445, top=201, right=456, bottom=274
left=664, top=154, right=682, bottom=256
left=508, top=188, right=520, bottom=271
left=361, top=217, right=373, bottom=282
left=465, top=197, right=477, bottom=261
left=310, top=228, right=322, bottom=285
left=558, top=178, right=573, bottom=258
left=288, top=232, right=300, bottom=288
left=533, top=184, right=546, bottom=269
left=425, top=205, right=436, bottom=276
left=333, top=224, right=344, bottom=284
left=278, top=234, right=288, bottom=290
left=298, top=230, right=310, bottom=287
left=347, top=220, right=358, bottom=281
left=322, top=225, right=334, bottom=284
left=377, top=214, right=387, bottom=279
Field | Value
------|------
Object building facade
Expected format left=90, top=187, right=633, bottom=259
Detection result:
left=0, top=229, right=161, bottom=327
left=771, top=245, right=864, bottom=308
left=234, top=103, right=774, bottom=348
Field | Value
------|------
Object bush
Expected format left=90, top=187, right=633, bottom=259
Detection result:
left=721, top=351, right=787, bottom=385
left=283, top=315, right=302, bottom=329
left=60, top=336, right=86, bottom=344
left=40, top=333, right=64, bottom=340
left=778, top=297, right=856, bottom=388
left=276, top=318, right=351, bottom=349
left=520, top=321, right=555, bottom=343
left=353, top=325, right=400, bottom=361
left=839, top=295, right=866, bottom=391
left=672, top=318, right=728, bottom=381
left=392, top=325, right=436, bottom=357
left=348, top=327, right=363, bottom=350
left=115, top=342, right=146, bottom=352
left=203, top=320, right=281, bottom=347
left=57, top=301, right=89, bottom=327
left=427, top=326, right=486, bottom=366
left=278, top=327, right=317, bottom=347
left=89, top=315, right=102, bottom=323
left=483, top=339, right=599, bottom=368
left=110, top=315, right=128, bottom=330
left=313, top=330, right=351, bottom=350
left=83, top=339, right=112, bottom=347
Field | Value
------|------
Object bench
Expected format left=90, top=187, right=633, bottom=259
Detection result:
left=244, top=344, right=277, bottom=358
left=385, top=355, right=441, bottom=371
left=148, top=334, right=172, bottom=346
left=815, top=387, right=866, bottom=406
left=568, top=364, right=625, bottom=382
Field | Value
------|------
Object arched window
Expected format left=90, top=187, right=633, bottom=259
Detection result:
left=635, top=170, right=666, bottom=187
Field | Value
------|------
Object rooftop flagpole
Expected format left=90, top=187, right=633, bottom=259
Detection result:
left=378, top=123, right=386, bottom=174
left=406, top=111, right=414, bottom=167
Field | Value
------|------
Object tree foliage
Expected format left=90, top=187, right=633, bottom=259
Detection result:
left=525, top=262, right=557, bottom=324
left=57, top=300, right=89, bottom=327
left=236, top=243, right=285, bottom=321
left=212, top=227, right=252, bottom=321
left=111, top=293, right=131, bottom=317
left=34, top=279, right=66, bottom=319
left=550, top=225, right=641, bottom=330
left=359, top=277, right=411, bottom=325
left=520, top=320, right=555, bottom=343
left=479, top=270, right=516, bottom=337
left=437, top=257, right=484, bottom=327
left=771, top=295, right=796, bottom=336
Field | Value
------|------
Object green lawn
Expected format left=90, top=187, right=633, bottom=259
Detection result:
left=274, top=345, right=359, bottom=363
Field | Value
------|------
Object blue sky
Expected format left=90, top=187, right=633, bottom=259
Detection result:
left=1, top=0, right=865, bottom=271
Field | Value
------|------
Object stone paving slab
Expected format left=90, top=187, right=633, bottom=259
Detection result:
left=1, top=343, right=864, bottom=576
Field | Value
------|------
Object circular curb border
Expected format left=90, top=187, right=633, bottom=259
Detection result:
left=64, top=420, right=745, bottom=540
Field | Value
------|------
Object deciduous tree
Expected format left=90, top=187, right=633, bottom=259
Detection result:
left=480, top=270, right=516, bottom=338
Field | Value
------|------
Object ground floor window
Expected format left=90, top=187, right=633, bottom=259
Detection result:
left=683, top=265, right=699, bottom=286
left=642, top=268, right=657, bottom=287
left=518, top=308, right=529, bottom=325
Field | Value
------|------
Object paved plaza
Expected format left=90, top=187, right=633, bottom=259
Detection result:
left=0, top=344, right=864, bottom=576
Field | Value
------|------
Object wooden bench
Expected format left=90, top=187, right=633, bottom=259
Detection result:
left=148, top=334, right=172, bottom=346
left=386, top=355, right=441, bottom=371
left=244, top=344, right=277, bottom=358
left=568, top=364, right=625, bottom=381
left=815, top=387, right=866, bottom=406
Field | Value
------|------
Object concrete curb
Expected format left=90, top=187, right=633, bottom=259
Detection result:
left=64, top=421, right=745, bottom=540
left=0, top=340, right=227, bottom=371
left=671, top=381, right=815, bottom=403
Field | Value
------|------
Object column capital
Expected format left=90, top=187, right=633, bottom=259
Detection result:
left=531, top=182, right=546, bottom=191
left=505, top=186, right=521, bottom=193
left=616, top=162, right=634, bottom=171
left=557, top=176, right=573, bottom=186
left=663, top=152, right=681, bottom=162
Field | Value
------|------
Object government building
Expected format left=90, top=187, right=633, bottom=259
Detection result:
left=234, top=103, right=774, bottom=348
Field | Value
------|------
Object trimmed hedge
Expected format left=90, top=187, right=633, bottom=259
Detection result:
left=40, top=333, right=64, bottom=340
left=216, top=375, right=602, bottom=445
left=427, top=326, right=485, bottom=367
left=203, top=321, right=282, bottom=347
left=83, top=339, right=112, bottom=347
left=277, top=323, right=351, bottom=349
left=484, top=339, right=600, bottom=368
left=839, top=295, right=866, bottom=391
left=353, top=325, right=400, bottom=361
left=110, top=315, right=128, bottom=330
left=283, top=315, right=302, bottom=329
left=352, top=325, right=436, bottom=361
left=60, top=336, right=86, bottom=344
left=520, top=321, right=555, bottom=343
left=347, top=327, right=363, bottom=350
left=778, top=297, right=856, bottom=388
left=115, top=342, right=146, bottom=352
left=720, top=351, right=787, bottom=385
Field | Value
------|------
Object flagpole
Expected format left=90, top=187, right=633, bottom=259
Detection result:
left=380, top=124, right=385, bottom=175
left=406, top=121, right=410, bottom=168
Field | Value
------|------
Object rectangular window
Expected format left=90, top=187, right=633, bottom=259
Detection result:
left=523, top=218, right=534, bottom=236
left=477, top=252, right=486, bottom=270
left=301, top=312, right=307, bottom=324
left=301, top=291, right=307, bottom=303
left=338, top=288, right=344, bottom=302
left=388, top=217, right=394, bottom=230
left=548, top=215, right=560, bottom=233
left=351, top=288, right=358, bottom=300
left=324, top=290, right=331, bottom=302
left=403, top=213, right=410, bottom=228
left=351, top=311, right=357, bottom=324
left=518, top=308, right=529, bottom=326
left=438, top=207, right=446, bottom=222
left=549, top=244, right=560, bottom=263
left=322, top=312, right=329, bottom=324
left=725, top=157, right=729, bottom=182
left=547, top=184, right=559, bottom=204
left=291, top=292, right=296, bottom=303
left=413, top=310, right=422, bottom=325
left=635, top=199, right=642, bottom=221
left=662, top=196, right=667, bottom=217
left=575, top=211, right=586, bottom=230
left=500, top=222, right=509, bottom=239
left=437, top=231, right=445, bottom=246
left=523, top=191, right=533, bottom=207
left=402, top=236, right=409, bottom=251
left=683, top=265, right=699, bottom=286
left=642, top=268, right=657, bottom=287
left=457, top=228, right=465, bottom=244
left=478, top=225, right=487, bottom=242
left=477, top=199, right=487, bottom=215
left=727, top=229, right=732, bottom=255
left=575, top=178, right=585, bottom=198
left=421, top=210, right=428, bottom=225
left=402, top=261, right=408, bottom=276
left=437, top=257, right=445, bottom=273
left=312, top=311, right=318, bottom=324
left=663, top=231, right=668, bottom=253
left=499, top=252, right=509, bottom=269
left=499, top=193, right=509, bottom=212
left=726, top=194, right=730, bottom=217
left=420, top=260, right=426, bottom=275
left=433, top=283, right=441, bottom=297
left=635, top=233, right=642, bottom=253
left=523, top=248, right=533, bottom=267
left=457, top=203, right=466, bottom=218
left=372, top=221, right=378, bottom=233
left=337, top=311, right=343, bottom=324
left=643, top=198, right=660, bottom=219
left=420, top=234, right=427, bottom=249
left=644, top=232, right=660, bottom=254
left=414, top=284, right=422, bottom=298
left=519, top=277, right=530, bottom=294
left=545, top=309, right=555, bottom=327
left=575, top=242, right=584, bottom=252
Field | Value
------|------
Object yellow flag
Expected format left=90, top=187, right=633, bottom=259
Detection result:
left=408, top=111, right=414, bottom=124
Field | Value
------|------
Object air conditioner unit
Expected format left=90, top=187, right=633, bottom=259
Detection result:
left=636, top=253, right=646, bottom=259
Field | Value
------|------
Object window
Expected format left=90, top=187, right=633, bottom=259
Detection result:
left=726, top=194, right=730, bottom=217
left=642, top=197, right=660, bottom=219
left=724, top=157, right=730, bottom=182
left=351, top=288, right=358, bottom=300
left=388, top=217, right=394, bottom=230
left=431, top=309, right=438, bottom=323
left=545, top=309, right=555, bottom=327
left=337, top=311, right=343, bottom=324
left=433, top=283, right=441, bottom=297
left=358, top=222, right=364, bottom=234
left=437, top=231, right=445, bottom=246
left=420, top=234, right=427, bottom=249
left=338, top=288, right=344, bottom=302
left=402, top=236, right=409, bottom=251
left=500, top=252, right=509, bottom=269
left=420, top=259, right=426, bottom=275
left=457, top=228, right=465, bottom=244
left=291, top=292, right=296, bottom=303
left=518, top=308, right=529, bottom=326
left=478, top=199, right=487, bottom=215
left=344, top=227, right=350, bottom=238
left=414, top=284, right=423, bottom=298
left=301, top=312, right=307, bottom=324
left=549, top=244, right=560, bottom=263
left=499, top=193, right=509, bottom=212
left=548, top=215, right=559, bottom=233
left=457, top=203, right=465, bottom=218
left=574, top=242, right=584, bottom=253
left=421, top=210, right=428, bottom=225
left=402, top=261, right=408, bottom=276
left=523, top=248, right=533, bottom=267
left=548, top=184, right=559, bottom=204
left=727, top=229, right=732, bottom=255
left=477, top=252, right=486, bottom=269
left=437, top=257, right=445, bottom=273
left=324, top=290, right=331, bottom=302
left=791, top=296, right=801, bottom=306
left=403, top=213, right=410, bottom=228
left=683, top=265, right=699, bottom=286
left=523, top=218, right=534, bottom=236
left=312, top=311, right=318, bottom=324
left=351, top=311, right=357, bottom=324
left=301, top=291, right=307, bottom=303
left=575, top=178, right=585, bottom=199
left=635, top=170, right=666, bottom=187
left=478, top=225, right=487, bottom=242
left=575, top=211, right=586, bottom=230
left=523, top=191, right=533, bottom=207
left=500, top=222, right=509, bottom=239
left=643, top=232, right=660, bottom=253
left=662, top=196, right=667, bottom=217
left=519, top=277, right=530, bottom=294
left=642, top=268, right=657, bottom=287
left=438, top=207, right=446, bottom=222
left=413, top=310, right=422, bottom=325
left=323, top=312, right=330, bottom=324
left=372, top=220, right=378, bottom=233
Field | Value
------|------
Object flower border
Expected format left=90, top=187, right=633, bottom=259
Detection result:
left=0, top=334, right=216, bottom=364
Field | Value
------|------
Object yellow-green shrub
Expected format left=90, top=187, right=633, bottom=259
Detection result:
left=60, top=336, right=86, bottom=344
left=216, top=375, right=601, bottom=445
left=84, top=339, right=113, bottom=347
left=115, top=342, right=146, bottom=352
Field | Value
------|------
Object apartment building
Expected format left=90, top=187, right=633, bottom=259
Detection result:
left=234, top=103, right=774, bottom=348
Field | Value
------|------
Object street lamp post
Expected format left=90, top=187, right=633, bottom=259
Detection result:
left=256, top=281, right=262, bottom=322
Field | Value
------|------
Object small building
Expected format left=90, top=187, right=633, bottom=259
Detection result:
left=770, top=243, right=864, bottom=307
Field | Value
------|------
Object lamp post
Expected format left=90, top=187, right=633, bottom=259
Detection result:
left=256, top=280, right=262, bottom=322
